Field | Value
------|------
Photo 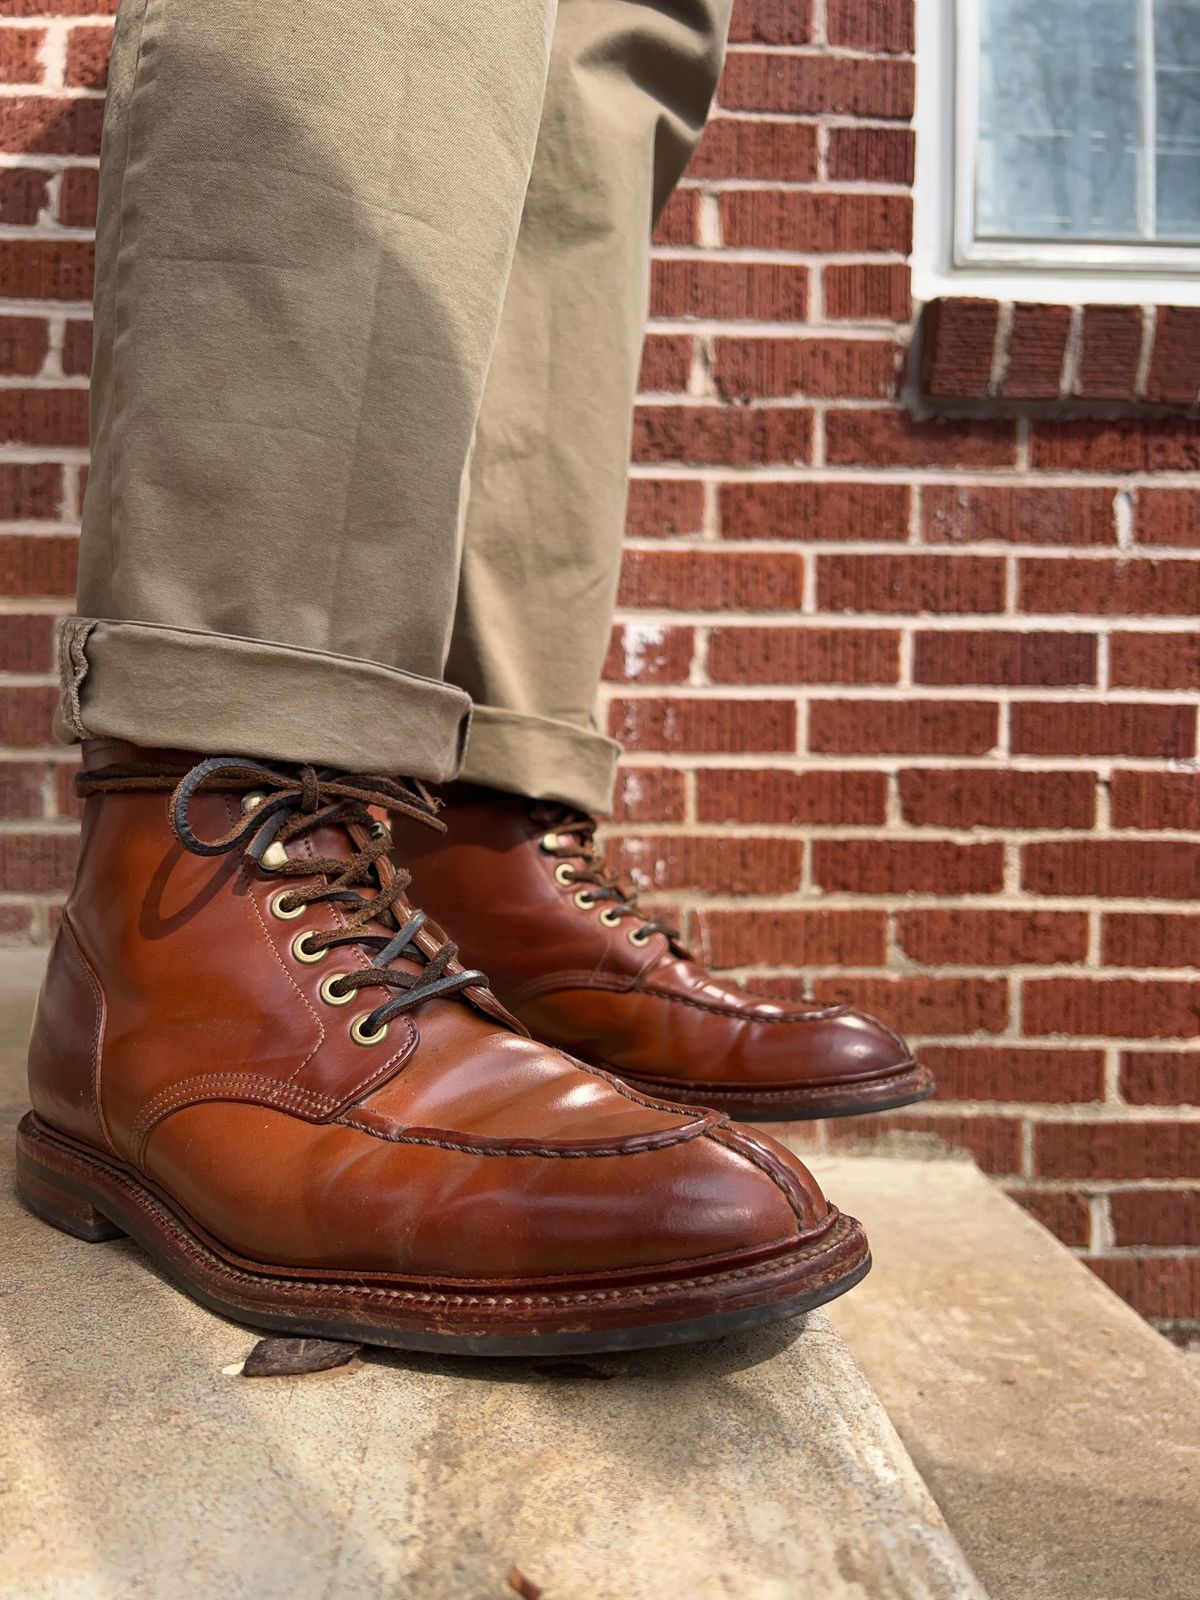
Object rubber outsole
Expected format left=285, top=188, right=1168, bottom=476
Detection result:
left=609, top=1060, right=937, bottom=1124
left=15, top=1111, right=871, bottom=1357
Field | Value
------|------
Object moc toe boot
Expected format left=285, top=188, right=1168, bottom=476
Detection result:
left=393, top=787, right=936, bottom=1123
left=18, top=743, right=870, bottom=1355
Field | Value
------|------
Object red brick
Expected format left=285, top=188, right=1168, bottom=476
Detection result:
left=624, top=480, right=704, bottom=539
left=54, top=760, right=83, bottom=821
left=0, top=1, right=118, bottom=13
left=899, top=768, right=1096, bottom=830
left=1110, top=1189, right=1200, bottom=1247
left=1103, top=914, right=1200, bottom=968
left=1076, top=304, right=1144, bottom=399
left=826, top=0, right=914, bottom=52
left=719, top=481, right=909, bottom=541
left=632, top=405, right=812, bottom=466
left=721, top=190, right=912, bottom=253
left=825, top=1110, right=1022, bottom=1174
left=0, top=95, right=104, bottom=156
left=818, top=553, right=1005, bottom=614
left=0, top=684, right=57, bottom=745
left=0, top=239, right=93, bottom=300
left=896, top=909, right=1088, bottom=966
left=0, top=613, right=54, bottom=672
left=714, top=336, right=900, bottom=400
left=637, top=333, right=692, bottom=393
left=1001, top=303, right=1071, bottom=400
left=922, top=483, right=1115, bottom=546
left=1008, top=1189, right=1092, bottom=1246
left=1135, top=488, right=1200, bottom=549
left=920, top=298, right=998, bottom=399
left=1111, top=630, right=1200, bottom=689
left=1036, top=1119, right=1200, bottom=1179
left=913, top=630, right=1097, bottom=686
left=824, top=263, right=910, bottom=322
left=1020, top=557, right=1200, bottom=617
left=819, top=975, right=1009, bottom=1037
left=1110, top=770, right=1200, bottom=830
left=812, top=838, right=1004, bottom=894
left=0, top=465, right=63, bottom=522
left=652, top=190, right=699, bottom=246
left=62, top=317, right=92, bottom=377
left=609, top=768, right=687, bottom=824
left=1024, top=840, right=1200, bottom=901
left=650, top=260, right=808, bottom=322
left=826, top=410, right=1017, bottom=469
left=0, top=167, right=48, bottom=224
left=926, top=1047, right=1104, bottom=1104
left=1087, top=1257, right=1200, bottom=1321
left=0, top=388, right=88, bottom=447
left=1031, top=418, right=1200, bottom=472
left=719, top=53, right=914, bottom=118
left=0, top=315, right=49, bottom=377
left=708, top=626, right=899, bottom=684
left=1144, top=306, right=1200, bottom=404
left=0, top=829, right=77, bottom=890
left=0, top=760, right=50, bottom=820
left=691, top=118, right=818, bottom=182
left=609, top=833, right=805, bottom=895
left=827, top=126, right=914, bottom=185
left=65, top=22, right=110, bottom=86
left=603, top=625, right=695, bottom=685
left=0, top=26, right=43, bottom=82
left=694, top=908, right=887, bottom=969
left=609, top=697, right=796, bottom=753
left=729, top=0, right=813, bottom=43
left=810, top=698, right=998, bottom=756
left=1025, top=979, right=1200, bottom=1040
left=696, top=768, right=888, bottom=826
left=0, top=902, right=34, bottom=944
left=1120, top=1052, right=1199, bottom=1106
left=0, top=534, right=77, bottom=595
left=58, top=165, right=98, bottom=227
left=618, top=549, right=804, bottom=610
left=1010, top=701, right=1194, bottom=759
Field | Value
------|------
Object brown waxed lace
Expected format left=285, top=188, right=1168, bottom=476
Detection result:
left=78, top=755, right=488, bottom=1033
left=529, top=801, right=679, bottom=946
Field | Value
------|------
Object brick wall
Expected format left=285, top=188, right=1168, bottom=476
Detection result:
left=0, top=1, right=1197, bottom=1343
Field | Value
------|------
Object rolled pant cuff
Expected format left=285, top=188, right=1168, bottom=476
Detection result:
left=458, top=704, right=621, bottom=814
left=56, top=618, right=472, bottom=781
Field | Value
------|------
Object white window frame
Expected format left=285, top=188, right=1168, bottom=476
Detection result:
left=913, top=0, right=1200, bottom=306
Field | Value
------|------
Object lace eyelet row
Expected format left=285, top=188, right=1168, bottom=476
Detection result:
left=272, top=894, right=390, bottom=1045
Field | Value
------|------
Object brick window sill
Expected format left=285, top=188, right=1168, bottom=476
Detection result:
left=914, top=297, right=1200, bottom=418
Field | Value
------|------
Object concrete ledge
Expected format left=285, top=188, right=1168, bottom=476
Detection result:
left=819, top=1154, right=1200, bottom=1600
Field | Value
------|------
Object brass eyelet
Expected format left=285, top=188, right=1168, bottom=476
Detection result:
left=540, top=832, right=561, bottom=853
left=573, top=888, right=595, bottom=911
left=599, top=906, right=623, bottom=929
left=292, top=931, right=327, bottom=964
left=269, top=890, right=305, bottom=921
left=320, top=973, right=355, bottom=1007
left=350, top=1014, right=390, bottom=1047
left=553, top=862, right=575, bottom=888
left=628, top=926, right=652, bottom=947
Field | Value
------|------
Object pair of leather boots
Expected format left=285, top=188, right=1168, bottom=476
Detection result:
left=18, top=745, right=933, bottom=1356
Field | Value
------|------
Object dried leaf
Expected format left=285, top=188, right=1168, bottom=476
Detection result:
left=507, top=1567, right=543, bottom=1600
left=241, top=1336, right=361, bottom=1377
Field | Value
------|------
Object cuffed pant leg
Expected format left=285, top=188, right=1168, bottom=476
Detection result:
left=68, top=0, right=555, bottom=778
left=444, top=0, right=733, bottom=812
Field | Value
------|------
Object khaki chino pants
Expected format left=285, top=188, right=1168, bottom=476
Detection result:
left=59, top=0, right=732, bottom=812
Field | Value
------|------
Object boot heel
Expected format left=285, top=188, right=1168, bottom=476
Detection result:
left=16, top=1127, right=126, bottom=1243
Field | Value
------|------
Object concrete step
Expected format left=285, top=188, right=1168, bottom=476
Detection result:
left=816, top=1152, right=1200, bottom=1600
left=0, top=952, right=984, bottom=1600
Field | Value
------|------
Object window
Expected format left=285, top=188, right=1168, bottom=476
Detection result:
left=915, top=0, right=1200, bottom=300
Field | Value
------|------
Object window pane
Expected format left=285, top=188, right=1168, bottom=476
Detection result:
left=1155, top=0, right=1200, bottom=238
left=976, top=0, right=1141, bottom=242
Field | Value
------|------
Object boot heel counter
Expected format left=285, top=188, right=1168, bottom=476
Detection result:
left=27, top=917, right=110, bottom=1151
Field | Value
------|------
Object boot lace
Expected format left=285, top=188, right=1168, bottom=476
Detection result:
left=529, top=802, right=679, bottom=945
left=79, top=755, right=488, bottom=1036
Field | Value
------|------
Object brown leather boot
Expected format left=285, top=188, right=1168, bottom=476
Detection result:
left=18, top=743, right=869, bottom=1355
left=394, top=787, right=936, bottom=1122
